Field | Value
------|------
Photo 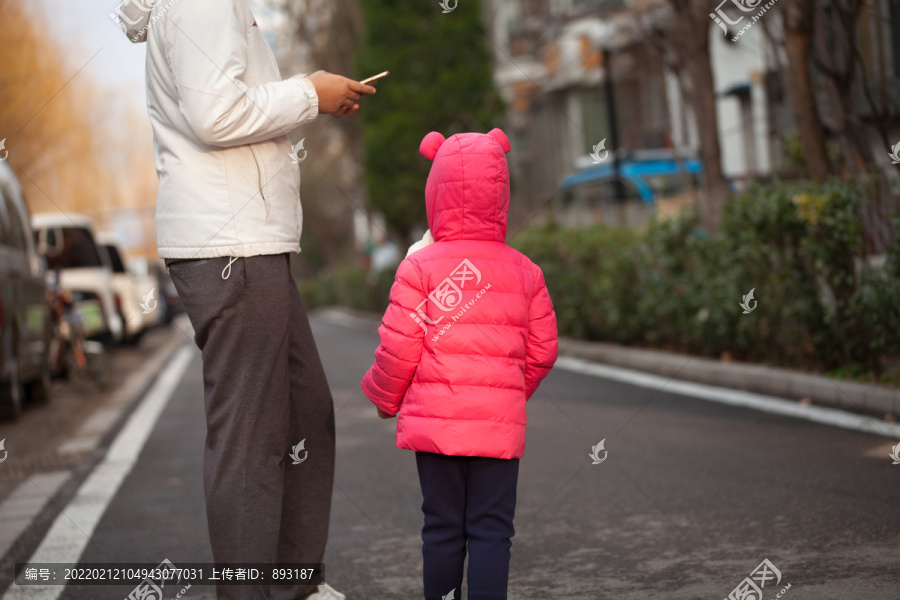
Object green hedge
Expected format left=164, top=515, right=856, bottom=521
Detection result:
left=298, top=181, right=899, bottom=377
left=299, top=263, right=396, bottom=314
left=514, top=180, right=900, bottom=374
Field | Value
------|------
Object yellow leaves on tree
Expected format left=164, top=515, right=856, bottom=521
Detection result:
left=0, top=0, right=157, bottom=248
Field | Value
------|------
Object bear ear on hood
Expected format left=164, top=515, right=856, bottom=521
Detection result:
left=487, top=128, right=511, bottom=153
left=420, top=132, right=447, bottom=161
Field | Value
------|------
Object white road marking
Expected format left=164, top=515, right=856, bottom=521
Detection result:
left=555, top=356, right=900, bottom=439
left=0, top=472, right=70, bottom=562
left=3, top=345, right=195, bottom=600
left=58, top=332, right=183, bottom=456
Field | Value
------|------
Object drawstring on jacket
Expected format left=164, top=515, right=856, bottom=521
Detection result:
left=222, top=256, right=239, bottom=280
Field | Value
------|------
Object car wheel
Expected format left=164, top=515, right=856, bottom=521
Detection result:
left=123, top=327, right=143, bottom=347
left=25, top=354, right=52, bottom=404
left=0, top=353, right=25, bottom=420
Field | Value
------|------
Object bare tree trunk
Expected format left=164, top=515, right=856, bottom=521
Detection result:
left=278, top=0, right=367, bottom=268
left=652, top=0, right=729, bottom=232
left=683, top=52, right=729, bottom=230
left=810, top=0, right=899, bottom=251
left=783, top=0, right=831, bottom=181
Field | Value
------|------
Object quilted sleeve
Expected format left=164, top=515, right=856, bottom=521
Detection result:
left=361, top=259, right=427, bottom=415
left=524, top=266, right=559, bottom=400
left=166, top=0, right=318, bottom=148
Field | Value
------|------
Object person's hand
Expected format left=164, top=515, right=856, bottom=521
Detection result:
left=377, top=407, right=396, bottom=419
left=308, top=71, right=376, bottom=118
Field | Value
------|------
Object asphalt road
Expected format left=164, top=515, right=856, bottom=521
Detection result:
left=0, top=322, right=184, bottom=502
left=6, top=312, right=900, bottom=600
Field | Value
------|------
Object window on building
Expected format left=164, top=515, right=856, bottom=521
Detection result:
left=580, top=90, right=610, bottom=154
left=571, top=0, right=624, bottom=9
left=522, top=0, right=547, bottom=19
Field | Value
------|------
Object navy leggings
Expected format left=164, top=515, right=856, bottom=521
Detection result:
left=415, top=452, right=519, bottom=600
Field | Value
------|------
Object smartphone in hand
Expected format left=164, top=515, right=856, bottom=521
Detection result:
left=360, top=71, right=389, bottom=85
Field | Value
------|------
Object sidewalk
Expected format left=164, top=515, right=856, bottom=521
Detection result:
left=318, top=307, right=900, bottom=418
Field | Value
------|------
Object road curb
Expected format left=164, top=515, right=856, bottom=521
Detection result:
left=558, top=338, right=900, bottom=418
left=316, top=307, right=900, bottom=418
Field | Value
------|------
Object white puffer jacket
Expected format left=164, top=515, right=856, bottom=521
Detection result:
left=115, top=0, right=319, bottom=259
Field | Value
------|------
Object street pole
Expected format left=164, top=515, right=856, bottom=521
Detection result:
left=603, top=47, right=624, bottom=202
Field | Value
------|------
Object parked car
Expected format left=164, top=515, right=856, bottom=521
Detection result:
left=0, top=162, right=52, bottom=419
left=156, top=260, right=184, bottom=325
left=129, top=257, right=180, bottom=328
left=559, top=150, right=704, bottom=228
left=96, top=232, right=147, bottom=344
left=31, top=213, right=122, bottom=344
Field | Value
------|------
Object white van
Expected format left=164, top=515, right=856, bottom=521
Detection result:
left=96, top=232, right=148, bottom=343
left=31, top=213, right=122, bottom=344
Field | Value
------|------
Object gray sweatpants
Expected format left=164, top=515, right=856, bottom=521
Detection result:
left=168, top=254, right=335, bottom=600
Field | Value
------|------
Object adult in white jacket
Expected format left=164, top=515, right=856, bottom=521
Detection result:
left=116, top=1, right=374, bottom=598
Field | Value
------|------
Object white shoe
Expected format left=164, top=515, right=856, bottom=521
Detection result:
left=306, top=583, right=346, bottom=600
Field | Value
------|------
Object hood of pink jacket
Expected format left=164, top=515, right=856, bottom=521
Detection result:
left=420, top=128, right=511, bottom=243
left=361, top=129, right=559, bottom=460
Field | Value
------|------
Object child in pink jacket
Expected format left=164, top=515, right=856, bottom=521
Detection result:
left=361, top=128, right=558, bottom=600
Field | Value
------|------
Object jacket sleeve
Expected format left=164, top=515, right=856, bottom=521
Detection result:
left=361, top=259, right=427, bottom=416
left=524, top=267, right=558, bottom=400
left=166, top=0, right=318, bottom=148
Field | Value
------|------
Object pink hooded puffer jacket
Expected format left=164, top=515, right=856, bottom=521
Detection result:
left=361, top=128, right=558, bottom=460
